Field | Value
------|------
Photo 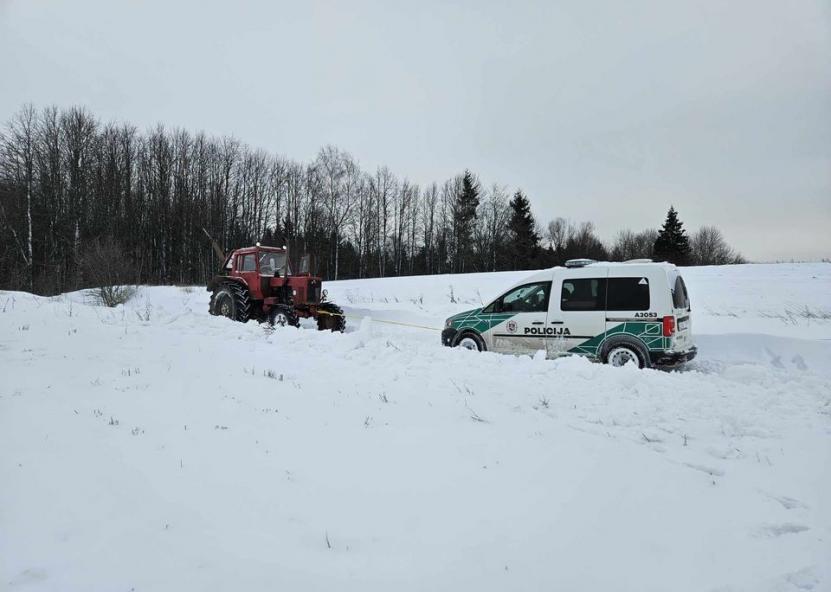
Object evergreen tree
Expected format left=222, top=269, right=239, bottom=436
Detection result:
left=260, top=227, right=277, bottom=246
left=507, top=190, right=540, bottom=269
left=653, top=206, right=691, bottom=265
left=452, top=170, right=480, bottom=272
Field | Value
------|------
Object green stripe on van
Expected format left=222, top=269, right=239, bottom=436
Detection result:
left=450, top=308, right=517, bottom=334
left=568, top=322, right=668, bottom=357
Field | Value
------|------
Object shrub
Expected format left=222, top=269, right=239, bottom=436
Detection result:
left=80, top=238, right=136, bottom=307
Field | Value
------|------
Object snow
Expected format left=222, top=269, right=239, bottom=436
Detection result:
left=1, top=263, right=830, bottom=591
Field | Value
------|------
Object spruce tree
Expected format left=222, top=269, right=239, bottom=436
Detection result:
left=507, top=190, right=540, bottom=270
left=452, top=170, right=480, bottom=272
left=653, top=206, right=691, bottom=265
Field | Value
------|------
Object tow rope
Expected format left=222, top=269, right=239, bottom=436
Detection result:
left=315, top=305, right=441, bottom=331
left=343, top=313, right=442, bottom=332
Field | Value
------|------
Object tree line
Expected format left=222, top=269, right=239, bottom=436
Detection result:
left=0, top=104, right=744, bottom=295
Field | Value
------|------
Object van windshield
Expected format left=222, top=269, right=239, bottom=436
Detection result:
left=672, top=275, right=690, bottom=310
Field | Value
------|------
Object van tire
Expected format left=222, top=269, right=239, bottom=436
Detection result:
left=600, top=336, right=650, bottom=369
left=454, top=331, right=485, bottom=352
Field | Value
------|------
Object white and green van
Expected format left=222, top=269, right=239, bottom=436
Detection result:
left=441, top=259, right=696, bottom=369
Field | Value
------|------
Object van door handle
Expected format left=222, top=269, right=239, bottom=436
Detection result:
left=550, top=321, right=563, bottom=325
left=532, top=321, right=544, bottom=325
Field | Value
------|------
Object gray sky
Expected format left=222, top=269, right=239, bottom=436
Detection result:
left=1, top=0, right=829, bottom=260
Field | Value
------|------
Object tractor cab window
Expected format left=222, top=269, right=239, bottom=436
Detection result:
left=259, top=252, right=287, bottom=277
left=299, top=255, right=310, bottom=275
left=490, top=282, right=551, bottom=313
left=239, top=254, right=256, bottom=272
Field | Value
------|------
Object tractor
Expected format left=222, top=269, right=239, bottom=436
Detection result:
left=206, top=241, right=345, bottom=332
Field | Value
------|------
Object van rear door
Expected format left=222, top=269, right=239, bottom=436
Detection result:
left=669, top=272, right=693, bottom=350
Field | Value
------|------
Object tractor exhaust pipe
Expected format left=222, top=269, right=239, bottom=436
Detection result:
left=201, top=227, right=226, bottom=263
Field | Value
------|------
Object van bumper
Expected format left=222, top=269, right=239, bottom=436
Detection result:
left=441, top=327, right=458, bottom=347
left=650, top=346, right=697, bottom=368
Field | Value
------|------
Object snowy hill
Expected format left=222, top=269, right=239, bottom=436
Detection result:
left=1, top=263, right=830, bottom=591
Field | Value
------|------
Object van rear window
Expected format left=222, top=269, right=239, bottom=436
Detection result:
left=672, top=276, right=690, bottom=310
left=607, top=277, right=650, bottom=311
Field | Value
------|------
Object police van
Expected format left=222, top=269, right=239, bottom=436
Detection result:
left=441, top=259, right=696, bottom=369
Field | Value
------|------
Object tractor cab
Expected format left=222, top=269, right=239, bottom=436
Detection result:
left=223, top=246, right=310, bottom=278
left=224, top=246, right=288, bottom=277
left=222, top=246, right=320, bottom=305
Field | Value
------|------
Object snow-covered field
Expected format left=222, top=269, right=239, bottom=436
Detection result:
left=1, top=263, right=829, bottom=591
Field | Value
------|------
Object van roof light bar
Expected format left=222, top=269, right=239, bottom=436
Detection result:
left=564, top=258, right=596, bottom=268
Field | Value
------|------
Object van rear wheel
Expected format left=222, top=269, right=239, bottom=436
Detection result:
left=601, top=337, right=649, bottom=369
left=606, top=346, right=641, bottom=368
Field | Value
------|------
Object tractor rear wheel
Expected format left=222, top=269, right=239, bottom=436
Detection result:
left=316, top=302, right=346, bottom=332
left=210, top=283, right=251, bottom=323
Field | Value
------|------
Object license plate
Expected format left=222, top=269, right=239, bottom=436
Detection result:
left=678, top=320, right=689, bottom=331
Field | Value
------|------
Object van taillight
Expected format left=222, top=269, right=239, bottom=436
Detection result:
left=662, top=315, right=676, bottom=337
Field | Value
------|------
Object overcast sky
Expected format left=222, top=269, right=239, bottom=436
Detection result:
left=1, top=0, right=829, bottom=260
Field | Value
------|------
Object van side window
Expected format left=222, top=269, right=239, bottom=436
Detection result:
left=607, top=277, right=650, bottom=311
left=494, top=282, right=551, bottom=313
left=561, top=278, right=605, bottom=311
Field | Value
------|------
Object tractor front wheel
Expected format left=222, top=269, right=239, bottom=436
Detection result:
left=316, top=303, right=346, bottom=332
left=268, top=305, right=299, bottom=328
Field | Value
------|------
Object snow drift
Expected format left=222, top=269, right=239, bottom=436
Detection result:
left=1, top=263, right=829, bottom=591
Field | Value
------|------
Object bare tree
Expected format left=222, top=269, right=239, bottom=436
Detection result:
left=567, top=221, right=608, bottom=261
left=348, top=171, right=373, bottom=278
left=0, top=104, right=37, bottom=289
left=474, top=184, right=510, bottom=271
left=690, top=225, right=744, bottom=265
left=546, top=217, right=569, bottom=250
left=370, top=166, right=396, bottom=277
left=611, top=228, right=657, bottom=261
left=316, top=146, right=359, bottom=279
left=545, top=217, right=574, bottom=264
left=420, top=182, right=439, bottom=274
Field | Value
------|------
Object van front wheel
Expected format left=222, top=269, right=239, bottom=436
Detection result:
left=455, top=332, right=485, bottom=352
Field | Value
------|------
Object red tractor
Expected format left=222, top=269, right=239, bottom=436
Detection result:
left=207, top=244, right=345, bottom=331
